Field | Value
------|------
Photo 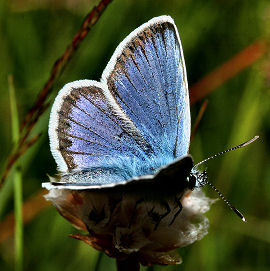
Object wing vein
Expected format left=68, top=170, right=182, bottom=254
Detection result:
left=59, top=112, right=119, bottom=147
left=59, top=131, right=118, bottom=150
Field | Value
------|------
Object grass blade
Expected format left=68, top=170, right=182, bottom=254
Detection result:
left=8, top=75, right=23, bottom=271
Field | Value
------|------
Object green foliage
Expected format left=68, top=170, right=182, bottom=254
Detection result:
left=1, top=0, right=270, bottom=270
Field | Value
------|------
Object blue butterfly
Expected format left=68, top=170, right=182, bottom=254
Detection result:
left=43, top=14, right=255, bottom=228
left=43, top=16, right=206, bottom=219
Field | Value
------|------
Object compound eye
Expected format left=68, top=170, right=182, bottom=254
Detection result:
left=188, top=174, right=197, bottom=189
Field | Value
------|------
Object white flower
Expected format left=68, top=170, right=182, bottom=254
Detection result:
left=45, top=187, right=215, bottom=266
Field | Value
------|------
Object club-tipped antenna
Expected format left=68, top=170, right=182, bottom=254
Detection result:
left=194, top=135, right=259, bottom=222
left=205, top=179, right=246, bottom=222
left=194, top=135, right=259, bottom=169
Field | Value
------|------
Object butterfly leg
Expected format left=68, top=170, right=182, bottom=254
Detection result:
left=148, top=201, right=171, bottom=230
left=169, top=197, right=183, bottom=225
left=129, top=198, right=144, bottom=228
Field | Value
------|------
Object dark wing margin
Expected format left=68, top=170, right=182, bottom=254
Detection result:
left=49, top=81, right=154, bottom=172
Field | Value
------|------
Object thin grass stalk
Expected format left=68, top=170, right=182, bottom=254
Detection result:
left=14, top=168, right=23, bottom=271
left=0, top=0, right=113, bottom=189
left=8, top=75, right=23, bottom=271
left=0, top=189, right=50, bottom=244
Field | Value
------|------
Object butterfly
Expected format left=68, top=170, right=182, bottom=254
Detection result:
left=42, top=17, right=257, bottom=259
left=43, top=15, right=210, bottom=224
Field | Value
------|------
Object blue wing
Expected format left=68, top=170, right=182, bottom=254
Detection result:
left=48, top=16, right=190, bottom=186
left=49, top=81, right=155, bottom=170
left=103, top=16, right=190, bottom=159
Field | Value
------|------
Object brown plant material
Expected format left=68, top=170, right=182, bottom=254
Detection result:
left=191, top=100, right=208, bottom=142
left=0, top=0, right=113, bottom=189
left=0, top=189, right=50, bottom=244
left=1, top=133, right=42, bottom=186
left=190, top=39, right=269, bottom=104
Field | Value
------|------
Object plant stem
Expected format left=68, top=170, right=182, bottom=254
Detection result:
left=116, top=255, right=140, bottom=271
left=9, top=75, right=23, bottom=271
left=94, top=252, right=103, bottom=271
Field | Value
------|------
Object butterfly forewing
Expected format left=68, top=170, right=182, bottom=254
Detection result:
left=104, top=17, right=190, bottom=159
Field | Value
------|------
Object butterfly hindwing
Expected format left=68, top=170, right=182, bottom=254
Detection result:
left=49, top=81, right=153, bottom=172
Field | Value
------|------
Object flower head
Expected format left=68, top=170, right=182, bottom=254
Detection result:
left=45, top=186, right=215, bottom=266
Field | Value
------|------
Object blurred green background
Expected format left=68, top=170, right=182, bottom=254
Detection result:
left=0, top=0, right=270, bottom=270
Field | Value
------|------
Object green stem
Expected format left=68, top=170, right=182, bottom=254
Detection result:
left=8, top=75, right=23, bottom=271
left=94, top=252, right=103, bottom=271
left=116, top=255, right=140, bottom=271
left=14, top=168, right=23, bottom=271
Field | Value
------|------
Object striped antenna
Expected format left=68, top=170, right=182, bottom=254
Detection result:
left=194, top=135, right=259, bottom=169
left=206, top=180, right=246, bottom=222
left=194, top=135, right=259, bottom=222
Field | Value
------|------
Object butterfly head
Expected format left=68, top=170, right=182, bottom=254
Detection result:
left=187, top=169, right=208, bottom=190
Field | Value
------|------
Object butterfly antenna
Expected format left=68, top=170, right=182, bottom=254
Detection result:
left=194, top=135, right=259, bottom=168
left=205, top=179, right=246, bottom=222
left=194, top=135, right=259, bottom=222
